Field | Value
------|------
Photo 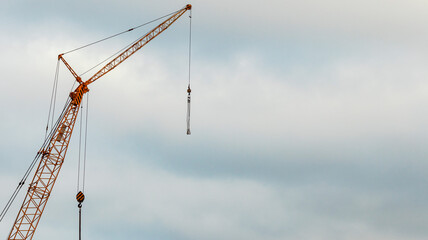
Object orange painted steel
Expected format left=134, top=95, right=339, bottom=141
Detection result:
left=58, top=54, right=82, bottom=83
left=8, top=98, right=83, bottom=240
left=86, top=4, right=191, bottom=85
left=7, top=4, right=191, bottom=240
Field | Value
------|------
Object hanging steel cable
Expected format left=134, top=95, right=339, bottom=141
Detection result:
left=75, top=94, right=89, bottom=240
left=45, top=60, right=61, bottom=138
left=186, top=9, right=192, bottom=135
left=77, top=104, right=83, bottom=192
left=76, top=94, right=89, bottom=194
left=83, top=93, right=89, bottom=193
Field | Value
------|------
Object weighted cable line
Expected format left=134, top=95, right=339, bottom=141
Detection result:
left=76, top=93, right=89, bottom=194
left=83, top=93, right=89, bottom=193
left=188, top=10, right=192, bottom=86
left=75, top=94, right=89, bottom=240
left=77, top=103, right=83, bottom=192
left=186, top=10, right=192, bottom=135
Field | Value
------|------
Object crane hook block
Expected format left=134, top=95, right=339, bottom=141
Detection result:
left=186, top=84, right=191, bottom=135
left=76, top=191, right=85, bottom=203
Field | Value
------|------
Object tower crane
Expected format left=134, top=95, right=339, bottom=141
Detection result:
left=4, top=4, right=192, bottom=240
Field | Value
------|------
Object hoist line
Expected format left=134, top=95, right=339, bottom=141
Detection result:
left=186, top=10, right=192, bottom=135
left=188, top=9, right=192, bottom=86
left=78, top=205, right=82, bottom=240
left=77, top=103, right=83, bottom=192
left=76, top=93, right=89, bottom=193
left=83, top=93, right=89, bottom=193
left=61, top=9, right=181, bottom=56
left=0, top=98, right=72, bottom=222
left=76, top=94, right=89, bottom=239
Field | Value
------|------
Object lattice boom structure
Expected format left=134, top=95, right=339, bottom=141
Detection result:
left=7, top=4, right=191, bottom=239
left=8, top=99, right=82, bottom=239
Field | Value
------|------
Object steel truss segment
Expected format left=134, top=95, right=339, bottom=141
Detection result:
left=85, top=5, right=190, bottom=85
left=8, top=99, right=82, bottom=240
left=7, top=4, right=191, bottom=240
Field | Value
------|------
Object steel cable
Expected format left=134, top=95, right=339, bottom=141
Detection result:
left=83, top=93, right=89, bottom=193
left=0, top=98, right=72, bottom=222
left=61, top=9, right=180, bottom=55
left=186, top=10, right=192, bottom=135
left=45, top=60, right=60, bottom=138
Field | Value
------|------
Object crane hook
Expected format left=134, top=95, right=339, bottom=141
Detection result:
left=76, top=191, right=85, bottom=240
left=186, top=84, right=191, bottom=135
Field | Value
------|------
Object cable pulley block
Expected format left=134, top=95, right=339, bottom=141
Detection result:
left=186, top=84, right=191, bottom=135
left=76, top=191, right=85, bottom=203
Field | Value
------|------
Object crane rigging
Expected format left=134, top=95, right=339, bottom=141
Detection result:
left=1, top=4, right=192, bottom=240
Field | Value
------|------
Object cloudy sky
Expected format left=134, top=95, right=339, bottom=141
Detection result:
left=1, top=0, right=428, bottom=239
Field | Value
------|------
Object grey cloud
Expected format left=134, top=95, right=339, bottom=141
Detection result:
left=1, top=1, right=428, bottom=239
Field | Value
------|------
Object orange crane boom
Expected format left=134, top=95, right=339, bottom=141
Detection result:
left=7, top=4, right=191, bottom=240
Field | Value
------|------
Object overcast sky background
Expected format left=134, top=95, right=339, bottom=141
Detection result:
left=1, top=0, right=428, bottom=239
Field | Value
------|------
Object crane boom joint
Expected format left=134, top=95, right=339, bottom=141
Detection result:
left=70, top=83, right=90, bottom=106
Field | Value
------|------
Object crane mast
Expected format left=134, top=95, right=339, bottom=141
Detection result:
left=7, top=4, right=191, bottom=240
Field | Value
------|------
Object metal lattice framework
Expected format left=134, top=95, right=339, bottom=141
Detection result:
left=86, top=4, right=190, bottom=85
left=8, top=98, right=82, bottom=239
left=7, top=4, right=191, bottom=239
